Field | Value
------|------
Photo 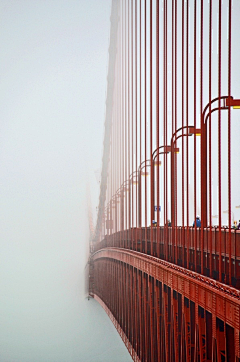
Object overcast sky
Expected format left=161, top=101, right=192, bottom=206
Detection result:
left=0, top=1, right=115, bottom=361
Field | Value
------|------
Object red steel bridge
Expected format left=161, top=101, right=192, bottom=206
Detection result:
left=87, top=0, right=240, bottom=360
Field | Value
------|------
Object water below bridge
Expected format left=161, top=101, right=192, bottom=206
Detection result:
left=0, top=238, right=132, bottom=362
left=79, top=297, right=133, bottom=362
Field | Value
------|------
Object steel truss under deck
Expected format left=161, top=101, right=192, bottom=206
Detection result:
left=88, top=0, right=240, bottom=360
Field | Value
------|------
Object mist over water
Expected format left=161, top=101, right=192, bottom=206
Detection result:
left=1, top=227, right=131, bottom=361
left=0, top=1, right=131, bottom=361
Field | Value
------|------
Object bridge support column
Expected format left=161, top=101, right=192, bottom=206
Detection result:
left=172, top=290, right=179, bottom=362
left=163, top=285, right=170, bottom=361
left=184, top=298, right=191, bottom=362
left=143, top=273, right=148, bottom=361
left=137, top=270, right=142, bottom=360
left=155, top=280, right=161, bottom=362
left=216, top=318, right=226, bottom=361
left=149, top=276, right=154, bottom=361
left=198, top=307, right=206, bottom=362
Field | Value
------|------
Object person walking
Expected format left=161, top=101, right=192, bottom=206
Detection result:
left=193, top=215, right=201, bottom=227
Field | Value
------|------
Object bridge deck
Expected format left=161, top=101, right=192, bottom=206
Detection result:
left=90, top=247, right=240, bottom=361
left=94, top=227, right=240, bottom=289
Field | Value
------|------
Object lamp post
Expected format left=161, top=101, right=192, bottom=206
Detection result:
left=119, top=179, right=130, bottom=233
left=115, top=174, right=138, bottom=249
left=105, top=194, right=120, bottom=247
left=201, top=95, right=240, bottom=282
left=152, top=146, right=173, bottom=260
left=201, top=96, right=240, bottom=227
left=137, top=159, right=152, bottom=254
left=138, top=159, right=151, bottom=227
left=170, top=126, right=201, bottom=265
left=138, top=149, right=172, bottom=229
left=152, top=145, right=175, bottom=227
left=129, top=171, right=139, bottom=225
left=115, top=182, right=128, bottom=247
left=170, top=126, right=200, bottom=230
left=123, top=171, right=139, bottom=250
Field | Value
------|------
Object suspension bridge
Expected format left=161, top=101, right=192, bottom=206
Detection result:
left=87, top=0, right=240, bottom=360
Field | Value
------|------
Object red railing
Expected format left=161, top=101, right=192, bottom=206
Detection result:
left=93, top=227, right=240, bottom=289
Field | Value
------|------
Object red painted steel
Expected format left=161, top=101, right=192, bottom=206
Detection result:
left=90, top=248, right=240, bottom=360
left=88, top=0, right=240, bottom=360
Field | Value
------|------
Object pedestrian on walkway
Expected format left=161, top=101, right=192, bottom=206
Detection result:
left=193, top=215, right=201, bottom=227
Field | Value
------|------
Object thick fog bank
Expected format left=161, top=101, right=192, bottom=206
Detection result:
left=0, top=0, right=132, bottom=361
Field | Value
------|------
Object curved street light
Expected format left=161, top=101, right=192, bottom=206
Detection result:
left=170, top=126, right=201, bottom=265
left=201, top=95, right=240, bottom=280
left=201, top=96, right=240, bottom=227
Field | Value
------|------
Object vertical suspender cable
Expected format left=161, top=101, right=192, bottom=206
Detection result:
left=218, top=0, right=222, bottom=282
left=172, top=0, right=175, bottom=262
left=186, top=0, right=189, bottom=270
left=156, top=0, right=160, bottom=256
left=113, top=82, right=116, bottom=239
left=174, top=0, right=178, bottom=264
left=150, top=0, right=153, bottom=256
left=125, top=0, right=127, bottom=239
left=139, top=0, right=142, bottom=249
left=118, top=17, right=121, bottom=235
left=194, top=0, right=197, bottom=271
left=144, top=0, right=147, bottom=250
left=166, top=0, right=168, bottom=262
left=164, top=0, right=168, bottom=261
left=208, top=0, right=212, bottom=278
left=200, top=0, right=204, bottom=274
left=116, top=49, right=118, bottom=235
left=128, top=0, right=131, bottom=240
left=182, top=0, right=185, bottom=267
left=121, top=0, right=124, bottom=241
left=120, top=5, right=122, bottom=238
left=110, top=97, right=113, bottom=240
left=163, top=0, right=166, bottom=259
left=228, top=0, right=232, bottom=286
left=135, top=0, right=138, bottom=247
left=131, top=0, right=134, bottom=249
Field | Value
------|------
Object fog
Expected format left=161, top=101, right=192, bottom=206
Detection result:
left=0, top=1, right=131, bottom=361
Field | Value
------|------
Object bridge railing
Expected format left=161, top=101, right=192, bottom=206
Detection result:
left=93, top=227, right=240, bottom=289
